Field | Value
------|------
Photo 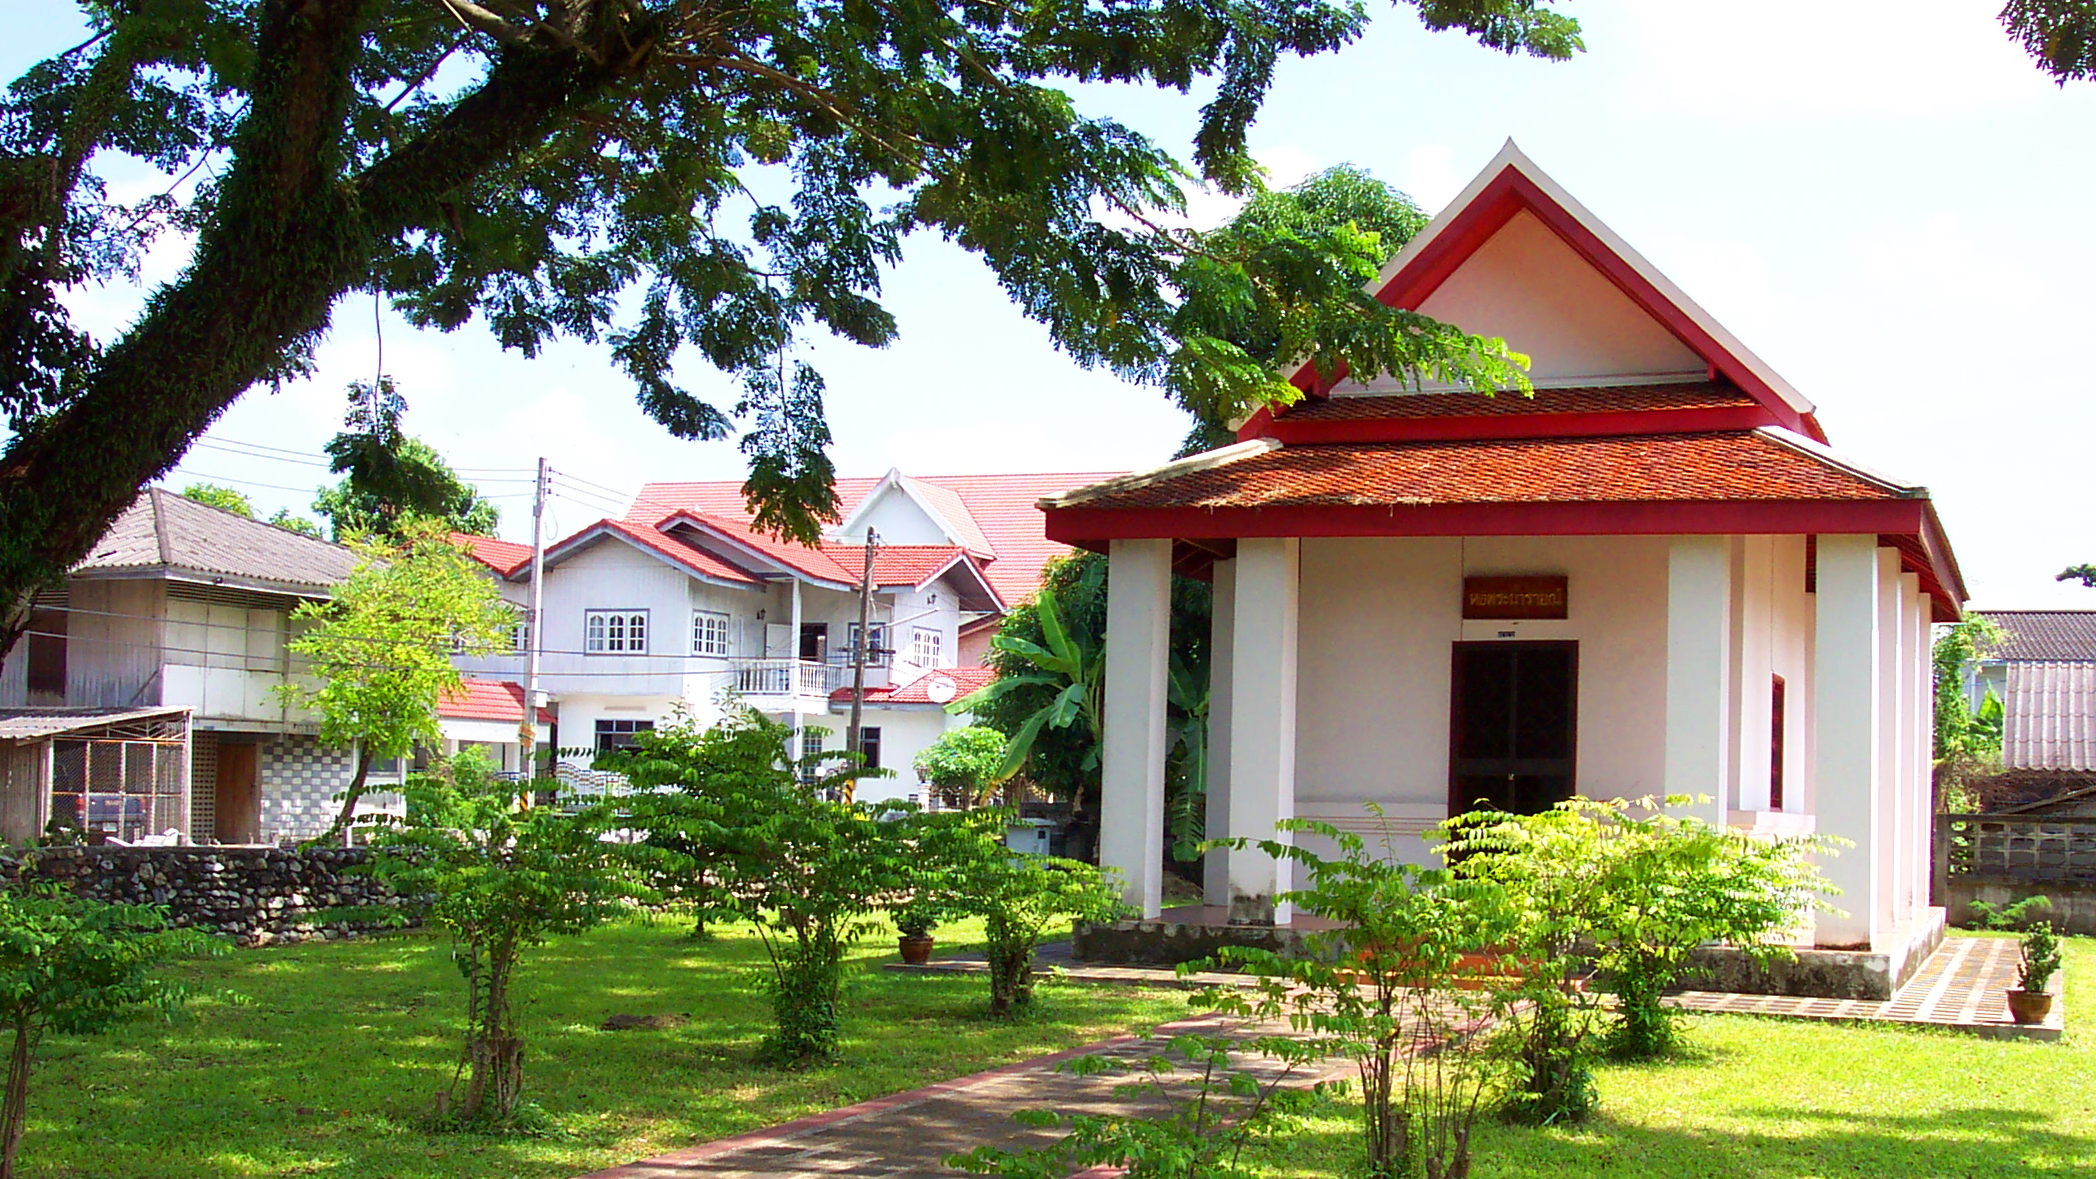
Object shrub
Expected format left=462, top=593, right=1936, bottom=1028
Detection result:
left=367, top=750, right=650, bottom=1128
left=0, top=887, right=221, bottom=1179
left=921, top=807, right=1122, bottom=1015
left=912, top=726, right=1009, bottom=808
left=2018, top=923, right=2062, bottom=993
left=1444, top=796, right=1835, bottom=1062
left=612, top=710, right=924, bottom=1063
left=1205, top=817, right=1517, bottom=1179
left=1966, top=894, right=2053, bottom=932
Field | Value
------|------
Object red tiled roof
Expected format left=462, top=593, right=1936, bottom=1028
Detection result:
left=631, top=472, right=1119, bottom=604
left=592, top=519, right=763, bottom=585
left=438, top=679, right=555, bottom=725
left=831, top=667, right=999, bottom=705
left=657, top=511, right=856, bottom=582
left=451, top=532, right=533, bottom=576
left=818, top=544, right=972, bottom=588
left=1057, top=432, right=1906, bottom=513
left=1276, top=382, right=1756, bottom=423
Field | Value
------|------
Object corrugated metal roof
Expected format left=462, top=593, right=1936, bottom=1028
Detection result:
left=76, top=489, right=357, bottom=594
left=0, top=706, right=189, bottom=741
left=2003, top=662, right=2096, bottom=771
left=1975, top=610, right=2096, bottom=662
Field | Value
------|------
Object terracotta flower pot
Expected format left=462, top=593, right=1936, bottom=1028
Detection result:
left=899, top=935, right=935, bottom=966
left=2005, top=988, right=2053, bottom=1024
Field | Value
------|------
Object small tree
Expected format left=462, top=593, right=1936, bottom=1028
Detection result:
left=0, top=888, right=220, bottom=1179
left=314, top=380, right=501, bottom=542
left=925, top=808, right=1122, bottom=1015
left=178, top=483, right=254, bottom=517
left=1205, top=818, right=1517, bottom=1179
left=280, top=517, right=514, bottom=837
left=367, top=751, right=649, bottom=1129
left=1933, top=616, right=2007, bottom=811
left=611, top=711, right=919, bottom=1063
left=912, top=727, right=1010, bottom=808
left=1445, top=797, right=1835, bottom=1061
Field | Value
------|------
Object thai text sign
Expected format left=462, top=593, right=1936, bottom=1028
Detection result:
left=1463, top=575, right=1568, bottom=620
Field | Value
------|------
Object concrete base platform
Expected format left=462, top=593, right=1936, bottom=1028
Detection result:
left=1074, top=905, right=1952, bottom=1001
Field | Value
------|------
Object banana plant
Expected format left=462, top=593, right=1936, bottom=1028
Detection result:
left=950, top=583, right=1104, bottom=784
left=1165, top=653, right=1210, bottom=861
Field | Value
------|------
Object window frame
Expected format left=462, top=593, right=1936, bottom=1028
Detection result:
left=584, top=608, right=650, bottom=654
left=593, top=718, right=655, bottom=755
left=911, top=626, right=943, bottom=668
left=846, top=622, right=890, bottom=667
left=691, top=609, right=732, bottom=657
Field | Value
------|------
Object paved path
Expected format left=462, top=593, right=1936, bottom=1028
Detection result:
left=574, top=1011, right=1351, bottom=1179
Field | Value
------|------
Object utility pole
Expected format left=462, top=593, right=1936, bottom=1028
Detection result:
left=518, top=457, right=548, bottom=795
left=845, top=526, right=878, bottom=796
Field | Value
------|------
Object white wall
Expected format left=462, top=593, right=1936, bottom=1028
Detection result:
left=1340, top=209, right=1704, bottom=391
left=833, top=483, right=953, bottom=546
left=1291, top=535, right=1671, bottom=862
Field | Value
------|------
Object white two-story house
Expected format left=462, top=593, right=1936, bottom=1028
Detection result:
left=458, top=467, right=1113, bottom=800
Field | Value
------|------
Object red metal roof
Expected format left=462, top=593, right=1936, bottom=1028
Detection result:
left=451, top=532, right=534, bottom=577
left=438, top=679, right=555, bottom=726
left=2002, top=662, right=2096, bottom=772
left=631, top=471, right=1117, bottom=604
left=831, top=667, right=999, bottom=705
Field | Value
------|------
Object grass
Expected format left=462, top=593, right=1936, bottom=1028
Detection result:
left=17, top=915, right=1187, bottom=1179
left=1245, top=935, right=2096, bottom=1177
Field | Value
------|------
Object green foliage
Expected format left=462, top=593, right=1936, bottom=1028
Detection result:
left=2019, top=922, right=2063, bottom=993
left=1966, top=893, right=2054, bottom=932
left=965, top=554, right=1211, bottom=820
left=268, top=507, right=322, bottom=537
left=1443, top=797, right=1836, bottom=1061
left=315, top=380, right=500, bottom=541
left=279, top=518, right=515, bottom=836
left=2059, top=563, right=2096, bottom=586
left=0, top=0, right=1585, bottom=633
left=2003, top=1, right=2096, bottom=82
left=1202, top=817, right=1516, bottom=1179
left=1173, top=164, right=1438, bottom=456
left=911, top=726, right=1009, bottom=808
left=0, top=886, right=221, bottom=1178
left=1933, top=616, right=2006, bottom=811
left=177, top=482, right=253, bottom=517
left=365, top=751, right=651, bottom=1130
left=949, top=1033, right=1337, bottom=1179
left=923, top=809, right=1124, bottom=1015
left=608, top=711, right=923, bottom=1064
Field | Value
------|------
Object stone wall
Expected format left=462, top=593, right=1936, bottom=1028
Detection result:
left=0, top=845, right=404, bottom=945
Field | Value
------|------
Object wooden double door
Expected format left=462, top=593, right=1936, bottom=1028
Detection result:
left=1448, top=641, right=1578, bottom=817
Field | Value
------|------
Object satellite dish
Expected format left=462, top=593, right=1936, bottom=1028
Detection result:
left=925, top=675, right=958, bottom=704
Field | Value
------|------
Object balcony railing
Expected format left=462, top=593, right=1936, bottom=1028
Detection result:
left=731, top=658, right=845, bottom=699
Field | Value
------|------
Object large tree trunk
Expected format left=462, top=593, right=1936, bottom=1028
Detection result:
left=0, top=3, right=644, bottom=661
left=1, top=1018, right=35, bottom=1179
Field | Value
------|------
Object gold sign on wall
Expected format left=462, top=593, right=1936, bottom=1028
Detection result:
left=1463, top=575, right=1568, bottom=620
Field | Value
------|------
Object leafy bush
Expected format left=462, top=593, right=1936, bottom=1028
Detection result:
left=1966, top=894, right=2053, bottom=932
left=920, top=808, right=1122, bottom=1014
left=948, top=1032, right=1333, bottom=1179
left=2019, top=923, right=2062, bottom=993
left=0, top=887, right=222, bottom=1178
left=611, top=710, right=924, bottom=1063
left=1205, top=817, right=1516, bottom=1179
left=1443, top=796, right=1835, bottom=1062
left=912, top=726, right=1009, bottom=808
left=368, top=750, right=649, bottom=1128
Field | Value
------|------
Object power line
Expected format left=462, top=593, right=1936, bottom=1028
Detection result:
left=168, top=468, right=325, bottom=496
left=549, top=468, right=632, bottom=501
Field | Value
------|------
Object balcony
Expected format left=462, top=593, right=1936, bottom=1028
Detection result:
left=730, top=659, right=846, bottom=708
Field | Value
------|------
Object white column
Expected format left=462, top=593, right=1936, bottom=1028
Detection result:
left=1873, top=549, right=1905, bottom=937
left=1813, top=535, right=1882, bottom=948
left=1204, top=557, right=1237, bottom=908
left=1889, top=572, right=1920, bottom=922
left=1665, top=536, right=1733, bottom=827
left=1908, top=582, right=1933, bottom=914
left=1225, top=538, right=1299, bottom=925
left=1100, top=538, right=1172, bottom=919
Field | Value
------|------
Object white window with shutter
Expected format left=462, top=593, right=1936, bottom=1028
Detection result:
left=585, top=609, right=649, bottom=654
left=912, top=627, right=943, bottom=668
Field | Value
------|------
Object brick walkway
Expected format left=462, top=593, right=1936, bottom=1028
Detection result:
left=572, top=1012, right=1353, bottom=1179
left=1671, top=935, right=2064, bottom=1041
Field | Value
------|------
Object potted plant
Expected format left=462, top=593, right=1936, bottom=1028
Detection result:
left=894, top=897, right=942, bottom=966
left=2006, top=921, right=2061, bottom=1024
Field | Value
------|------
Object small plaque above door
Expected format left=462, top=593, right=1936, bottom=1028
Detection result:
left=1462, top=575, right=1568, bottom=620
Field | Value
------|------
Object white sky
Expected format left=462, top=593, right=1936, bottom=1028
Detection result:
left=12, top=1, right=2095, bottom=608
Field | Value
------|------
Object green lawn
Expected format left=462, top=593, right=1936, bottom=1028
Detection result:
left=1248, top=936, right=2096, bottom=1178
left=19, top=916, right=1186, bottom=1179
